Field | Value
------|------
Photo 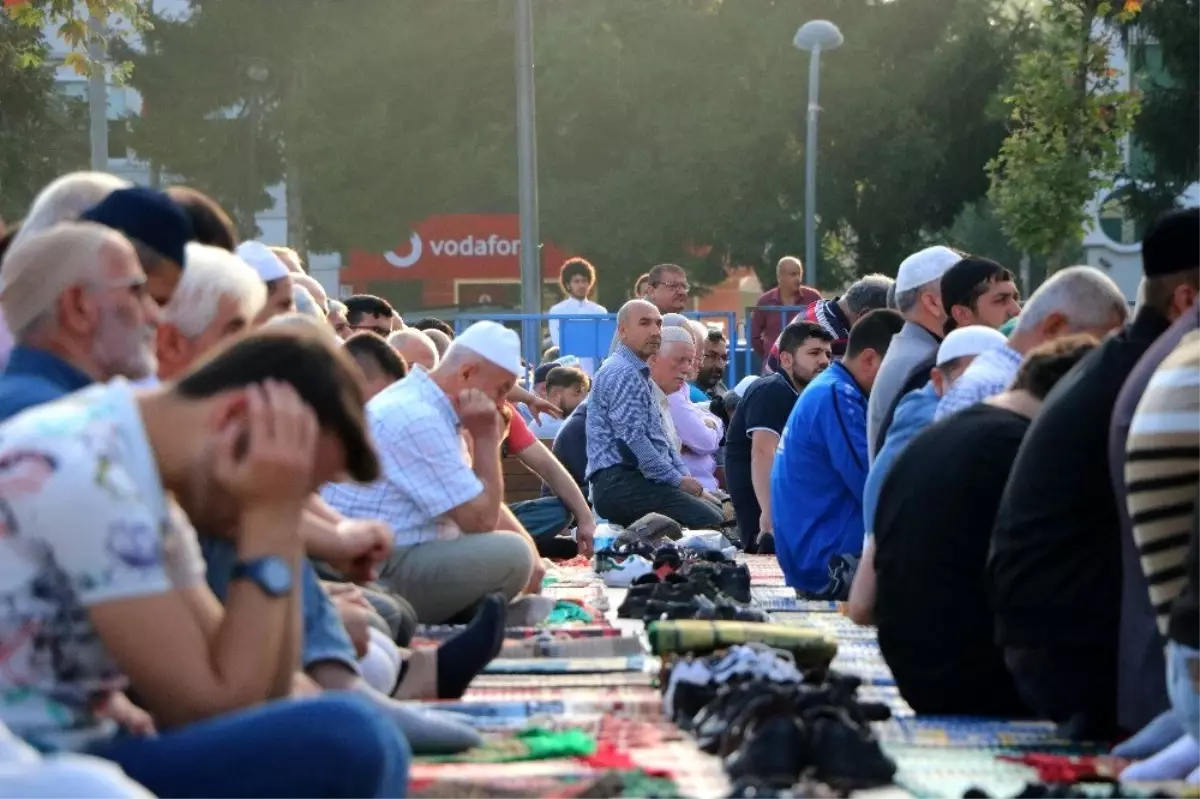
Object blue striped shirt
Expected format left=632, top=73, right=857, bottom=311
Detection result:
left=585, top=344, right=686, bottom=485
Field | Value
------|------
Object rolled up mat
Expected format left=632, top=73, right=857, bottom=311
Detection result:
left=646, top=619, right=837, bottom=668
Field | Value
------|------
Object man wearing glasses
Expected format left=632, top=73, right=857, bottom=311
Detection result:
left=643, top=263, right=691, bottom=315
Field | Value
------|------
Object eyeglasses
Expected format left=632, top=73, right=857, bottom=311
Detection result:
left=352, top=324, right=392, bottom=337
left=654, top=281, right=690, bottom=294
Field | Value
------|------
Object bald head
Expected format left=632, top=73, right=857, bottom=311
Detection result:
left=1, top=223, right=136, bottom=337
left=387, top=328, right=439, bottom=371
left=423, top=326, right=452, bottom=357
left=291, top=272, right=329, bottom=313
left=617, top=299, right=663, bottom=360
left=776, top=256, right=806, bottom=301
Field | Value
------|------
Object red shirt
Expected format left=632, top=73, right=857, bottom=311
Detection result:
left=750, top=286, right=822, bottom=357
left=504, top=402, right=537, bottom=455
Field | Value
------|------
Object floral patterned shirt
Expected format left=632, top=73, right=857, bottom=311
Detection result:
left=0, top=380, right=205, bottom=751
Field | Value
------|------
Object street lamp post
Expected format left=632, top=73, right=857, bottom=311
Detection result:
left=515, top=0, right=542, bottom=369
left=793, top=20, right=843, bottom=291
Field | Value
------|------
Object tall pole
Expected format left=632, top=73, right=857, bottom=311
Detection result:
left=87, top=9, right=109, bottom=171
left=515, top=0, right=542, bottom=368
left=803, top=47, right=821, bottom=289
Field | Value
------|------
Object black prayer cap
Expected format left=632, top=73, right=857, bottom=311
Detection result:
left=80, top=186, right=193, bottom=268
left=1142, top=206, right=1199, bottom=279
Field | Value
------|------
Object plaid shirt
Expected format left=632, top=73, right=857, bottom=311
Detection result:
left=934, top=344, right=1023, bottom=421
left=586, top=345, right=686, bottom=485
left=321, top=368, right=483, bottom=547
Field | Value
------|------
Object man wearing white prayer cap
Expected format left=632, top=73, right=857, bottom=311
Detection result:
left=866, top=245, right=963, bottom=460
left=236, top=241, right=294, bottom=324
left=322, top=320, right=543, bottom=624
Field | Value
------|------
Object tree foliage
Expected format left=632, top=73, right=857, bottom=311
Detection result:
left=4, top=0, right=148, bottom=78
left=125, top=0, right=1029, bottom=303
left=987, top=0, right=1141, bottom=263
left=0, top=11, right=85, bottom=222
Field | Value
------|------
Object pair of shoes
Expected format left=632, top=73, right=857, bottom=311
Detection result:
left=681, top=560, right=752, bottom=604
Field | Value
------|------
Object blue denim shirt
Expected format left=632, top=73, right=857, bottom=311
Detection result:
left=0, top=346, right=94, bottom=423
left=585, top=345, right=685, bottom=485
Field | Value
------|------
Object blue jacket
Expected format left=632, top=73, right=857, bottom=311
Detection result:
left=771, top=361, right=869, bottom=591
left=0, top=346, right=94, bottom=423
left=862, top=381, right=939, bottom=539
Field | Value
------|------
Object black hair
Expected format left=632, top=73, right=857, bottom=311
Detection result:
left=1010, top=333, right=1098, bottom=400
left=343, top=294, right=395, bottom=326
left=940, top=257, right=1015, bottom=332
left=344, top=331, right=408, bottom=382
left=545, top=365, right=590, bottom=392
left=166, top=186, right=238, bottom=252
left=172, top=323, right=378, bottom=483
left=706, top=328, right=726, bottom=344
left=779, top=321, right=834, bottom=356
left=845, top=309, right=905, bottom=359
left=559, top=257, right=596, bottom=293
left=412, top=317, right=455, bottom=338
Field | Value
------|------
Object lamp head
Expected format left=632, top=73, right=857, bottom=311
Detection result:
left=794, top=20, right=844, bottom=52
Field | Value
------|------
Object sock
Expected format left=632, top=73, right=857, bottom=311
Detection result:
left=436, top=593, right=506, bottom=699
left=352, top=684, right=482, bottom=755
left=1189, top=764, right=1200, bottom=785
left=359, top=631, right=401, bottom=693
left=1120, top=735, right=1200, bottom=782
left=1113, top=710, right=1185, bottom=759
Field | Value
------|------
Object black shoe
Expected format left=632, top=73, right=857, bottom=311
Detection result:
left=713, top=563, right=752, bottom=604
left=803, top=705, right=896, bottom=790
left=724, top=710, right=807, bottom=789
left=757, top=531, right=776, bottom=555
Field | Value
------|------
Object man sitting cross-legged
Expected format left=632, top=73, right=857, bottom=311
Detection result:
left=323, top=320, right=543, bottom=624
left=0, top=324, right=410, bottom=798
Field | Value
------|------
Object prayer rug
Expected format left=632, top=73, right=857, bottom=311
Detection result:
left=469, top=671, right=657, bottom=689
left=501, top=637, right=645, bottom=659
left=483, top=655, right=648, bottom=675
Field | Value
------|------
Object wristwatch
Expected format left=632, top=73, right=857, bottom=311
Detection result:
left=231, top=556, right=293, bottom=597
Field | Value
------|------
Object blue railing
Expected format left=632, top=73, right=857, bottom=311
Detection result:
left=738, top=304, right=809, bottom=380
left=445, top=310, right=745, bottom=386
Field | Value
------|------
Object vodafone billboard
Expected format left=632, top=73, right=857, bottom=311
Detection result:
left=344, top=214, right=569, bottom=282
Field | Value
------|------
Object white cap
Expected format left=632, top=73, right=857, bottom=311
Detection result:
left=235, top=241, right=289, bottom=282
left=454, top=320, right=523, bottom=377
left=936, top=325, right=1008, bottom=367
left=733, top=375, right=758, bottom=396
left=895, top=246, right=962, bottom=294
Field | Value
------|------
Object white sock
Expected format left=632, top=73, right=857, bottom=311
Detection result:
left=1121, top=735, right=1200, bottom=782
left=358, top=638, right=400, bottom=694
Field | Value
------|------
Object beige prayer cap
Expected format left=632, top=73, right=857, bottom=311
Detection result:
left=0, top=222, right=133, bottom=336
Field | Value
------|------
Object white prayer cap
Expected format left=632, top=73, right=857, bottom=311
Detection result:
left=733, top=375, right=758, bottom=396
left=895, top=246, right=962, bottom=293
left=235, top=241, right=289, bottom=282
left=452, top=320, right=523, bottom=377
left=936, top=324, right=1007, bottom=367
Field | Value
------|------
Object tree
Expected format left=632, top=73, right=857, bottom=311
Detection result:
left=1120, top=0, right=1199, bottom=224
left=986, top=0, right=1141, bottom=268
left=0, top=11, right=86, bottom=222
left=5, top=0, right=148, bottom=77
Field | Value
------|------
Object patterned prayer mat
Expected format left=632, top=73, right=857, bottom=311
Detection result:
left=501, top=637, right=646, bottom=660
left=483, top=655, right=649, bottom=675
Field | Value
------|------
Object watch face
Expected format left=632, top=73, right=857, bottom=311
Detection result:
left=259, top=558, right=292, bottom=595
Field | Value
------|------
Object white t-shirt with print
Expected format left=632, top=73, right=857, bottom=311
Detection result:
left=0, top=380, right=205, bottom=751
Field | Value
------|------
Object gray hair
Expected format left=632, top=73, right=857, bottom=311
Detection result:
left=844, top=274, right=895, bottom=316
left=662, top=312, right=690, bottom=328
left=1015, top=265, right=1129, bottom=336
left=292, top=285, right=325, bottom=319
left=329, top=299, right=348, bottom=316
left=11, top=172, right=131, bottom=253
left=164, top=244, right=266, bottom=338
left=895, top=277, right=940, bottom=317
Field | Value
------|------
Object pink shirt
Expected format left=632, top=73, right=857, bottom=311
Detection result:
left=667, top=386, right=723, bottom=492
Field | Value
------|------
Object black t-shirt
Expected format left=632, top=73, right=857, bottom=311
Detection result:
left=874, top=403, right=1031, bottom=715
left=1170, top=508, right=1199, bottom=650
left=551, top=401, right=589, bottom=497
left=724, top=373, right=800, bottom=495
left=989, top=309, right=1171, bottom=652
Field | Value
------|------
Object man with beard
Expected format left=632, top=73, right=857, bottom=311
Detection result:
left=725, top=322, right=833, bottom=553
left=693, top=328, right=730, bottom=400
left=588, top=300, right=723, bottom=529
left=0, top=224, right=162, bottom=421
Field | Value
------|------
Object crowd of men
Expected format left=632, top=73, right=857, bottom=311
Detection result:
left=0, top=166, right=1195, bottom=797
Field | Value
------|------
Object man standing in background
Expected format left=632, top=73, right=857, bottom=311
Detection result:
left=751, top=256, right=822, bottom=360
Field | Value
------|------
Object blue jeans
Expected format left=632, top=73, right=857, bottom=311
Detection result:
left=510, top=496, right=573, bottom=538
left=200, top=538, right=359, bottom=671
left=91, top=695, right=410, bottom=797
left=1168, top=640, right=1200, bottom=742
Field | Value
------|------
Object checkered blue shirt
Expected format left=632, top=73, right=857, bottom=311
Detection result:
left=934, top=344, right=1024, bottom=421
left=585, top=344, right=686, bottom=485
left=321, top=368, right=483, bottom=547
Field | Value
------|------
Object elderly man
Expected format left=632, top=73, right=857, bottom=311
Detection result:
left=328, top=299, right=351, bottom=339
left=659, top=328, right=724, bottom=493
left=935, top=266, right=1129, bottom=421
left=587, top=300, right=724, bottom=529
left=80, top=186, right=194, bottom=307
left=0, top=224, right=160, bottom=421
left=237, top=241, right=295, bottom=323
left=388, top=328, right=439, bottom=371
left=0, top=171, right=131, bottom=370
left=866, top=246, right=962, bottom=459
left=322, top=321, right=541, bottom=624
left=764, top=273, right=893, bottom=370
left=751, top=256, right=822, bottom=359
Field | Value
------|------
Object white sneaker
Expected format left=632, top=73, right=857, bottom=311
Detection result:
left=600, top=555, right=654, bottom=587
